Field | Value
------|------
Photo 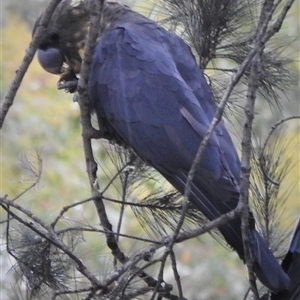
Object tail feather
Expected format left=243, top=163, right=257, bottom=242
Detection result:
left=250, top=230, right=290, bottom=291
left=165, top=172, right=290, bottom=291
left=272, top=217, right=300, bottom=299
left=218, top=221, right=290, bottom=291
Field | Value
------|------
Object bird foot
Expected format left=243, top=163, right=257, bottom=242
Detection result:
left=57, top=69, right=78, bottom=93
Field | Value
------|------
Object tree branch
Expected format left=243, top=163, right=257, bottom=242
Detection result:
left=1, top=197, right=103, bottom=288
left=238, top=1, right=297, bottom=297
left=0, top=0, right=61, bottom=129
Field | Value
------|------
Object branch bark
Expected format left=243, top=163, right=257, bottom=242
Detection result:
left=238, top=0, right=296, bottom=297
left=0, top=0, right=61, bottom=129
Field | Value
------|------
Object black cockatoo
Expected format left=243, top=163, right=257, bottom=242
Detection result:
left=33, top=0, right=291, bottom=293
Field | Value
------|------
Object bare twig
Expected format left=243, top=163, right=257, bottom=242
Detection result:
left=0, top=194, right=240, bottom=298
left=1, top=197, right=102, bottom=288
left=12, top=151, right=43, bottom=201
left=169, top=249, right=183, bottom=299
left=50, top=161, right=134, bottom=228
left=162, top=42, right=258, bottom=284
left=150, top=251, right=169, bottom=300
left=0, top=0, right=61, bottom=129
left=2, top=187, right=226, bottom=248
left=260, top=115, right=300, bottom=168
left=58, top=227, right=158, bottom=244
left=51, top=197, right=95, bottom=227
left=114, top=170, right=129, bottom=267
left=238, top=0, right=297, bottom=297
left=3, top=0, right=296, bottom=298
left=75, top=1, right=170, bottom=295
left=120, top=259, right=162, bottom=299
left=167, top=0, right=276, bottom=267
left=100, top=156, right=136, bottom=196
left=52, top=287, right=95, bottom=300
left=239, top=1, right=275, bottom=297
left=76, top=0, right=128, bottom=268
left=258, top=116, right=300, bottom=186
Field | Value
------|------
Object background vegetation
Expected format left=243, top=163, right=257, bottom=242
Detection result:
left=1, top=0, right=299, bottom=299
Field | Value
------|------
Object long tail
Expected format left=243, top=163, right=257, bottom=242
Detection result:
left=272, top=217, right=300, bottom=299
left=166, top=172, right=290, bottom=292
left=209, top=215, right=290, bottom=291
left=249, top=229, right=290, bottom=291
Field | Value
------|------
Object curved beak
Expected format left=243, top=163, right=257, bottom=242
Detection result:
left=37, top=48, right=64, bottom=75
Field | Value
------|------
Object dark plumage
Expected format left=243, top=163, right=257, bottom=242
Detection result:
left=34, top=0, right=292, bottom=293
left=272, top=218, right=300, bottom=300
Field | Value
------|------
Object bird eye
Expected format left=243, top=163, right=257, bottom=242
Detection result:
left=49, top=32, right=59, bottom=41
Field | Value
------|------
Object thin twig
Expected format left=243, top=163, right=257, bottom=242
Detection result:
left=57, top=227, right=159, bottom=244
left=52, top=287, right=94, bottom=300
left=100, top=156, right=136, bottom=196
left=75, top=1, right=171, bottom=294
left=51, top=197, right=95, bottom=227
left=102, top=196, right=183, bottom=210
left=120, top=259, right=161, bottom=299
left=239, top=0, right=276, bottom=297
left=150, top=251, right=169, bottom=300
left=114, top=171, right=129, bottom=267
left=238, top=0, right=297, bottom=297
left=12, top=152, right=43, bottom=202
left=0, top=194, right=240, bottom=298
left=259, top=115, right=300, bottom=185
left=76, top=0, right=128, bottom=269
left=167, top=0, right=272, bottom=266
left=0, top=197, right=103, bottom=288
left=0, top=0, right=61, bottom=128
left=169, top=249, right=183, bottom=299
left=261, top=116, right=300, bottom=154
